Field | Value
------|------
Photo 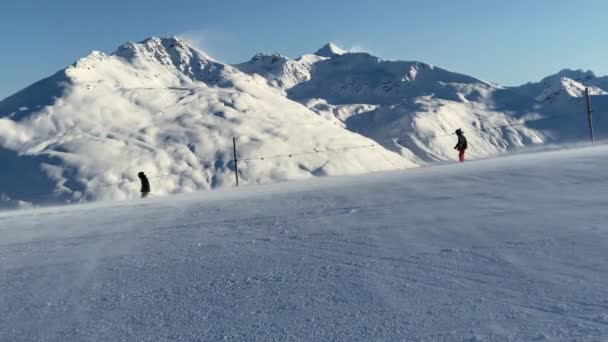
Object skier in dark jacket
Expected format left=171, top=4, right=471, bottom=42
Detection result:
left=138, top=172, right=150, bottom=198
left=454, top=129, right=468, bottom=162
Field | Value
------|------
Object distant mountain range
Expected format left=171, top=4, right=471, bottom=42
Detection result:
left=1, top=37, right=606, bottom=207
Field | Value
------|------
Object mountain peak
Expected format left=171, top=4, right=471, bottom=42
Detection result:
left=113, top=36, right=215, bottom=63
left=249, top=52, right=289, bottom=64
left=314, top=43, right=347, bottom=57
left=545, top=69, right=596, bottom=83
left=142, top=36, right=193, bottom=51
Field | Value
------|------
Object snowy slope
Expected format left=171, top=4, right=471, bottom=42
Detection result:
left=2, top=144, right=608, bottom=341
left=512, top=69, right=608, bottom=103
left=239, top=48, right=608, bottom=163
left=497, top=69, right=608, bottom=140
left=234, top=53, right=321, bottom=90
left=0, top=38, right=412, bottom=206
left=236, top=48, right=547, bottom=163
left=2, top=38, right=608, bottom=206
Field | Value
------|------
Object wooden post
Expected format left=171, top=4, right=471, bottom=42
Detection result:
left=585, top=87, right=595, bottom=143
left=232, top=137, right=239, bottom=187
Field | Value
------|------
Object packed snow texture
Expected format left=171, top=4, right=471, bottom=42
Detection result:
left=1, top=144, right=607, bottom=341
left=1, top=37, right=607, bottom=206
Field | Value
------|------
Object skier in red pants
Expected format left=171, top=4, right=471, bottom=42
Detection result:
left=454, top=129, right=468, bottom=162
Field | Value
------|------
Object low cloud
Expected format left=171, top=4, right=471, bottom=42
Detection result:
left=176, top=30, right=209, bottom=52
left=348, top=44, right=374, bottom=54
left=176, top=28, right=236, bottom=62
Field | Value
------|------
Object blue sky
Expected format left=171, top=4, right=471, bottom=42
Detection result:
left=1, top=0, right=607, bottom=99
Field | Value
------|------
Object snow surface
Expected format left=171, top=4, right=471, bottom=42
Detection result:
left=1, top=37, right=608, bottom=206
left=1, top=144, right=608, bottom=341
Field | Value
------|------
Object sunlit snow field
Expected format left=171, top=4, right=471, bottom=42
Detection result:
left=1, top=144, right=608, bottom=341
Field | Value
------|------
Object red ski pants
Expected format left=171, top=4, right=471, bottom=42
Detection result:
left=458, top=149, right=466, bottom=162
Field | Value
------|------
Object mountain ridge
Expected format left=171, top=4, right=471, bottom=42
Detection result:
left=0, top=36, right=607, bottom=207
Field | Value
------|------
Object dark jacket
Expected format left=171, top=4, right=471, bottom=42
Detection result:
left=139, top=174, right=150, bottom=193
left=455, top=134, right=468, bottom=150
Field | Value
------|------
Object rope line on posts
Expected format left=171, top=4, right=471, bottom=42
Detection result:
left=1, top=122, right=531, bottom=205
left=238, top=143, right=379, bottom=162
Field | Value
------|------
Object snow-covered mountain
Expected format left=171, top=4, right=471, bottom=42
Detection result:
left=513, top=69, right=608, bottom=103
left=1, top=37, right=607, bottom=206
left=0, top=38, right=412, bottom=207
left=238, top=49, right=608, bottom=162
left=494, top=69, right=608, bottom=140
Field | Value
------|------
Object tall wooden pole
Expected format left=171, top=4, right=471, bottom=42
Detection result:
left=585, top=87, right=595, bottom=143
left=233, top=137, right=239, bottom=187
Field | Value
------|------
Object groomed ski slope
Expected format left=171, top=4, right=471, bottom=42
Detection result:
left=2, top=145, right=608, bottom=341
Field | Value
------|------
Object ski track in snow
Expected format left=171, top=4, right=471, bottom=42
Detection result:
left=1, top=145, right=608, bottom=341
